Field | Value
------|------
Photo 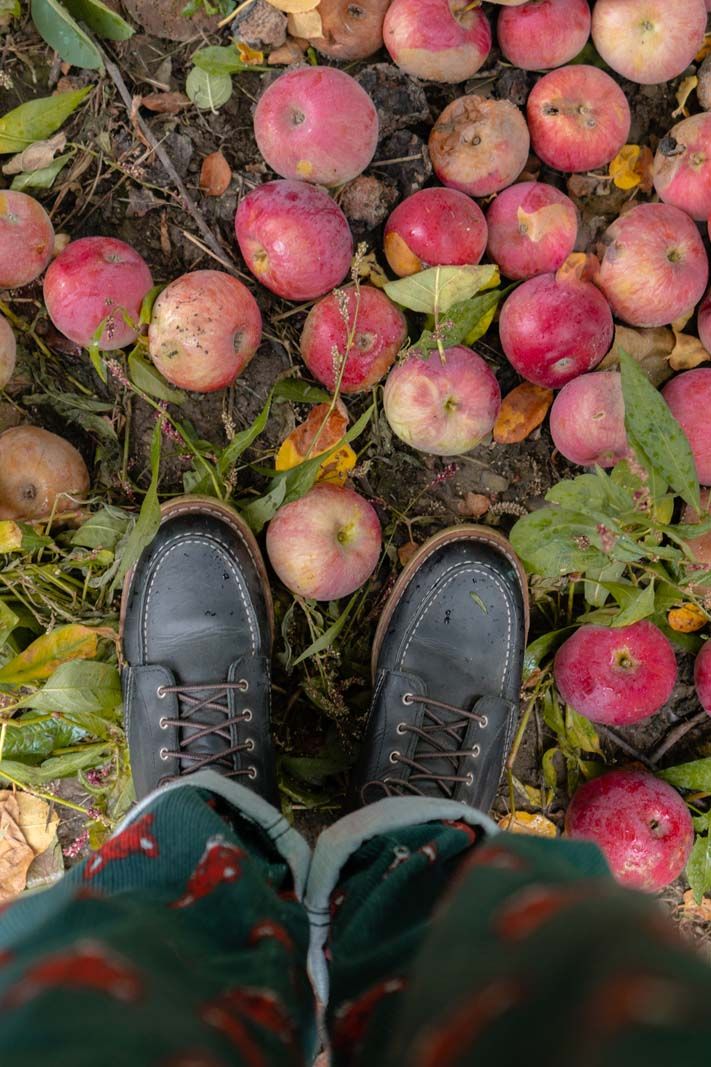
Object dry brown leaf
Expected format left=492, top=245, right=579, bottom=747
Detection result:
left=268, top=39, right=308, bottom=63
left=493, top=382, right=553, bottom=445
left=2, top=133, right=67, bottom=176
left=0, top=793, right=35, bottom=903
left=673, top=75, right=698, bottom=118
left=236, top=41, right=265, bottom=64
left=555, top=252, right=600, bottom=286
left=140, top=92, right=191, bottom=114
left=599, top=324, right=675, bottom=386
left=288, top=7, right=322, bottom=35
left=498, top=811, right=558, bottom=837
left=199, top=151, right=232, bottom=197
left=668, top=603, right=708, bottom=633
left=457, top=492, right=491, bottom=519
left=353, top=249, right=388, bottom=289
left=398, top=541, right=419, bottom=566
left=669, top=330, right=711, bottom=371
left=682, top=889, right=711, bottom=918
left=14, top=793, right=59, bottom=856
left=265, top=0, right=320, bottom=13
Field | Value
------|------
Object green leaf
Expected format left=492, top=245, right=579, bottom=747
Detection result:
left=62, top=0, right=134, bottom=39
left=139, top=284, right=165, bottom=326
left=0, top=624, right=99, bottom=686
left=272, top=379, right=331, bottom=405
left=186, top=67, right=232, bottom=111
left=1, top=715, right=88, bottom=764
left=71, top=506, right=130, bottom=551
left=0, top=743, right=111, bottom=785
left=510, top=508, right=604, bottom=576
left=17, top=661, right=121, bottom=717
left=0, top=86, right=92, bottom=153
left=24, top=389, right=117, bottom=442
left=619, top=349, right=701, bottom=512
left=414, top=287, right=509, bottom=354
left=218, top=393, right=272, bottom=477
left=523, top=626, right=576, bottom=680
left=30, top=0, right=103, bottom=69
left=280, top=752, right=351, bottom=783
left=128, top=348, right=186, bottom=404
left=10, top=152, right=72, bottom=191
left=687, top=820, right=711, bottom=904
left=584, top=560, right=625, bottom=608
left=0, top=601, right=19, bottom=652
left=114, top=420, right=162, bottom=585
left=293, top=591, right=359, bottom=664
left=192, top=44, right=267, bottom=75
left=384, top=264, right=500, bottom=315
left=658, top=758, right=711, bottom=792
left=610, top=581, right=656, bottom=627
left=564, top=705, right=601, bottom=755
left=0, top=0, right=21, bottom=21
left=542, top=746, right=560, bottom=789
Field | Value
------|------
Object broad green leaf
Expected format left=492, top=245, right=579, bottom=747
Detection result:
left=128, top=348, right=186, bottom=404
left=62, top=0, right=134, bottom=39
left=10, top=152, right=72, bottom=191
left=542, top=692, right=566, bottom=738
left=0, top=86, right=91, bottom=153
left=384, top=264, right=500, bottom=315
left=293, top=591, right=359, bottom=664
left=584, top=561, right=625, bottom=608
left=542, top=746, right=560, bottom=789
left=30, top=0, right=103, bottom=69
left=0, top=744, right=111, bottom=785
left=139, top=285, right=165, bottom=326
left=17, top=661, right=121, bottom=717
left=114, top=420, right=162, bottom=585
left=272, top=379, right=330, bottom=405
left=192, top=45, right=267, bottom=76
left=610, top=581, right=656, bottom=627
left=687, top=820, right=711, bottom=904
left=564, top=706, right=601, bottom=755
left=1, top=715, right=88, bottom=764
left=523, top=626, right=576, bottom=680
left=658, top=758, right=711, bottom=792
left=71, top=506, right=130, bottom=551
left=0, top=624, right=99, bottom=686
left=185, top=67, right=232, bottom=111
left=24, top=389, right=117, bottom=442
left=240, top=479, right=287, bottom=534
left=619, top=349, right=701, bottom=512
left=414, top=288, right=507, bottom=354
left=510, top=508, right=606, bottom=576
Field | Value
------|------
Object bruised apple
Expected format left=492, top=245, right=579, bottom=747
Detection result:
left=384, top=188, right=488, bottom=277
left=148, top=270, right=262, bottom=393
left=383, top=345, right=501, bottom=456
left=300, top=285, right=406, bottom=393
left=383, top=0, right=491, bottom=83
left=429, top=95, right=530, bottom=197
left=0, top=426, right=90, bottom=520
left=486, top=182, right=578, bottom=281
left=653, top=113, right=711, bottom=222
left=0, top=191, right=55, bottom=289
left=308, top=0, right=390, bottom=59
left=550, top=371, right=630, bottom=468
left=0, top=315, right=16, bottom=390
left=266, top=483, right=381, bottom=600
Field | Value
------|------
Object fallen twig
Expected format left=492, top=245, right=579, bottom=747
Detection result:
left=650, top=710, right=709, bottom=765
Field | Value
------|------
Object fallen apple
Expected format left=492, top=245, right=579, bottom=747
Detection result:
left=0, top=426, right=90, bottom=520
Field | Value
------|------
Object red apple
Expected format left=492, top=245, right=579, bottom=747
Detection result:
left=384, top=188, right=488, bottom=277
left=253, top=67, right=378, bottom=187
left=383, top=0, right=491, bottom=83
left=499, top=274, right=613, bottom=389
left=429, top=95, right=530, bottom=197
left=663, top=369, right=711, bottom=485
left=308, top=0, right=390, bottom=59
left=653, top=113, right=711, bottom=223
left=0, top=315, right=16, bottom=391
left=0, top=190, right=55, bottom=289
left=597, top=203, right=709, bottom=328
left=527, top=65, right=631, bottom=173
left=235, top=180, right=353, bottom=302
left=383, top=344, right=501, bottom=456
left=43, top=236, right=153, bottom=351
left=266, top=483, right=381, bottom=600
left=681, top=488, right=711, bottom=573
left=700, top=288, right=711, bottom=354
left=592, top=0, right=707, bottom=85
left=566, top=768, right=694, bottom=892
left=497, top=0, right=591, bottom=71
left=554, top=620, right=677, bottom=726
left=0, top=426, right=90, bottom=521
left=695, top=640, right=711, bottom=714
left=550, top=371, right=630, bottom=468
left=148, top=270, right=262, bottom=393
left=486, top=181, right=578, bottom=281
left=300, top=284, right=406, bottom=394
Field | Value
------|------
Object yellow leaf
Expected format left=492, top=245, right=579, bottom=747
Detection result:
left=287, top=7, right=322, bottom=36
left=353, top=250, right=388, bottom=289
left=667, top=603, right=707, bottom=633
left=498, top=811, right=558, bottom=838
left=669, top=330, right=711, bottom=371
left=264, top=0, right=320, bottom=12
left=275, top=403, right=356, bottom=486
left=493, top=382, right=553, bottom=445
left=609, top=145, right=643, bottom=190
left=236, top=41, right=265, bottom=64
left=673, top=75, right=698, bottom=118
left=0, top=520, right=22, bottom=553
left=14, top=793, right=59, bottom=856
left=696, top=32, right=711, bottom=61
left=0, top=624, right=99, bottom=686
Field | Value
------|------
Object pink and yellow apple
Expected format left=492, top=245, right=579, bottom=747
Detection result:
left=653, top=113, right=711, bottom=222
left=663, top=368, right=711, bottom=485
left=235, top=180, right=353, bottom=302
left=0, top=190, right=55, bottom=289
left=497, top=0, right=591, bottom=71
left=383, top=0, right=491, bottom=83
left=384, top=188, right=488, bottom=277
left=148, top=270, right=262, bottom=393
left=43, top=236, right=153, bottom=351
left=253, top=67, right=378, bottom=187
left=308, top=0, right=391, bottom=59
left=0, top=315, right=16, bottom=391
left=485, top=181, right=578, bottom=280
left=383, top=344, right=501, bottom=456
left=429, top=95, right=530, bottom=197
left=527, top=64, right=631, bottom=173
left=597, top=203, right=709, bottom=328
left=300, top=285, right=406, bottom=394
left=592, top=0, right=707, bottom=85
left=550, top=371, right=630, bottom=468
left=266, top=483, right=381, bottom=600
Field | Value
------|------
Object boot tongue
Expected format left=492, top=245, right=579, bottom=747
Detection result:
left=411, top=693, right=479, bottom=797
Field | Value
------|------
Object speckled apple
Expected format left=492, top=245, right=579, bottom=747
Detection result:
left=384, top=188, right=488, bottom=277
left=695, top=640, right=711, bottom=715
left=253, top=67, right=378, bottom=187
left=497, top=0, right=591, bottom=71
left=383, top=0, right=491, bottom=83
left=429, top=95, right=530, bottom=197
left=0, top=315, right=16, bottom=391
left=383, top=344, right=501, bottom=456
left=0, top=426, right=90, bottom=521
left=266, top=483, right=381, bottom=600
left=554, top=620, right=677, bottom=726
left=550, top=371, right=630, bottom=468
left=485, top=181, right=578, bottom=280
left=43, top=236, right=153, bottom=351
left=653, top=113, right=711, bottom=222
left=597, top=203, right=708, bottom=328
left=148, top=270, right=262, bottom=393
left=235, top=180, right=353, bottom=302
left=499, top=274, right=613, bottom=389
left=527, top=65, right=631, bottom=173
left=663, top=369, right=711, bottom=485
left=566, top=768, right=694, bottom=892
left=300, top=284, right=406, bottom=394
left=308, top=0, right=390, bottom=59
left=0, top=190, right=55, bottom=290
left=592, top=0, right=707, bottom=85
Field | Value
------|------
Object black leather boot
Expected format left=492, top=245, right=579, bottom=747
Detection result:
left=352, top=526, right=529, bottom=812
left=121, top=497, right=278, bottom=803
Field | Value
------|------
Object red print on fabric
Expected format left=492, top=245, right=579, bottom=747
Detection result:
left=161, top=1053, right=227, bottom=1067
left=414, top=979, right=523, bottom=1067
left=443, top=820, right=480, bottom=848
left=84, top=814, right=158, bottom=881
left=2, top=940, right=142, bottom=1008
left=248, top=920, right=294, bottom=952
left=332, top=977, right=406, bottom=1058
left=494, top=884, right=590, bottom=942
left=201, top=988, right=296, bottom=1067
left=171, top=836, right=244, bottom=909
left=0, top=949, right=12, bottom=969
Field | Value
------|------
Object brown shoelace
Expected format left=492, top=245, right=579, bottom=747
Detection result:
left=156, top=680, right=255, bottom=784
left=362, top=693, right=488, bottom=802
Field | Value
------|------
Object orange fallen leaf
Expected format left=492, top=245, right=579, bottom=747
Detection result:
left=236, top=41, right=265, bottom=65
left=555, top=252, right=600, bottom=286
left=140, top=92, right=190, bottom=114
left=199, top=151, right=232, bottom=197
left=288, top=7, right=323, bottom=36
left=493, top=382, right=553, bottom=445
left=498, top=811, right=558, bottom=838
left=275, top=402, right=356, bottom=486
left=668, top=603, right=708, bottom=633
left=682, top=890, right=711, bottom=919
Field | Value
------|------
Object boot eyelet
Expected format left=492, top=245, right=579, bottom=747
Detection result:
left=478, top=715, right=488, bottom=729
left=156, top=686, right=167, bottom=699
left=389, top=751, right=400, bottom=764
left=159, top=717, right=168, bottom=730
left=248, top=766, right=257, bottom=779
left=402, top=693, right=414, bottom=706
left=465, top=772, right=474, bottom=786
left=471, top=745, right=481, bottom=758
left=159, top=747, right=169, bottom=761
left=238, top=679, right=249, bottom=692
left=243, top=709, right=253, bottom=722
left=396, top=722, right=407, bottom=735
left=245, top=739, right=255, bottom=752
